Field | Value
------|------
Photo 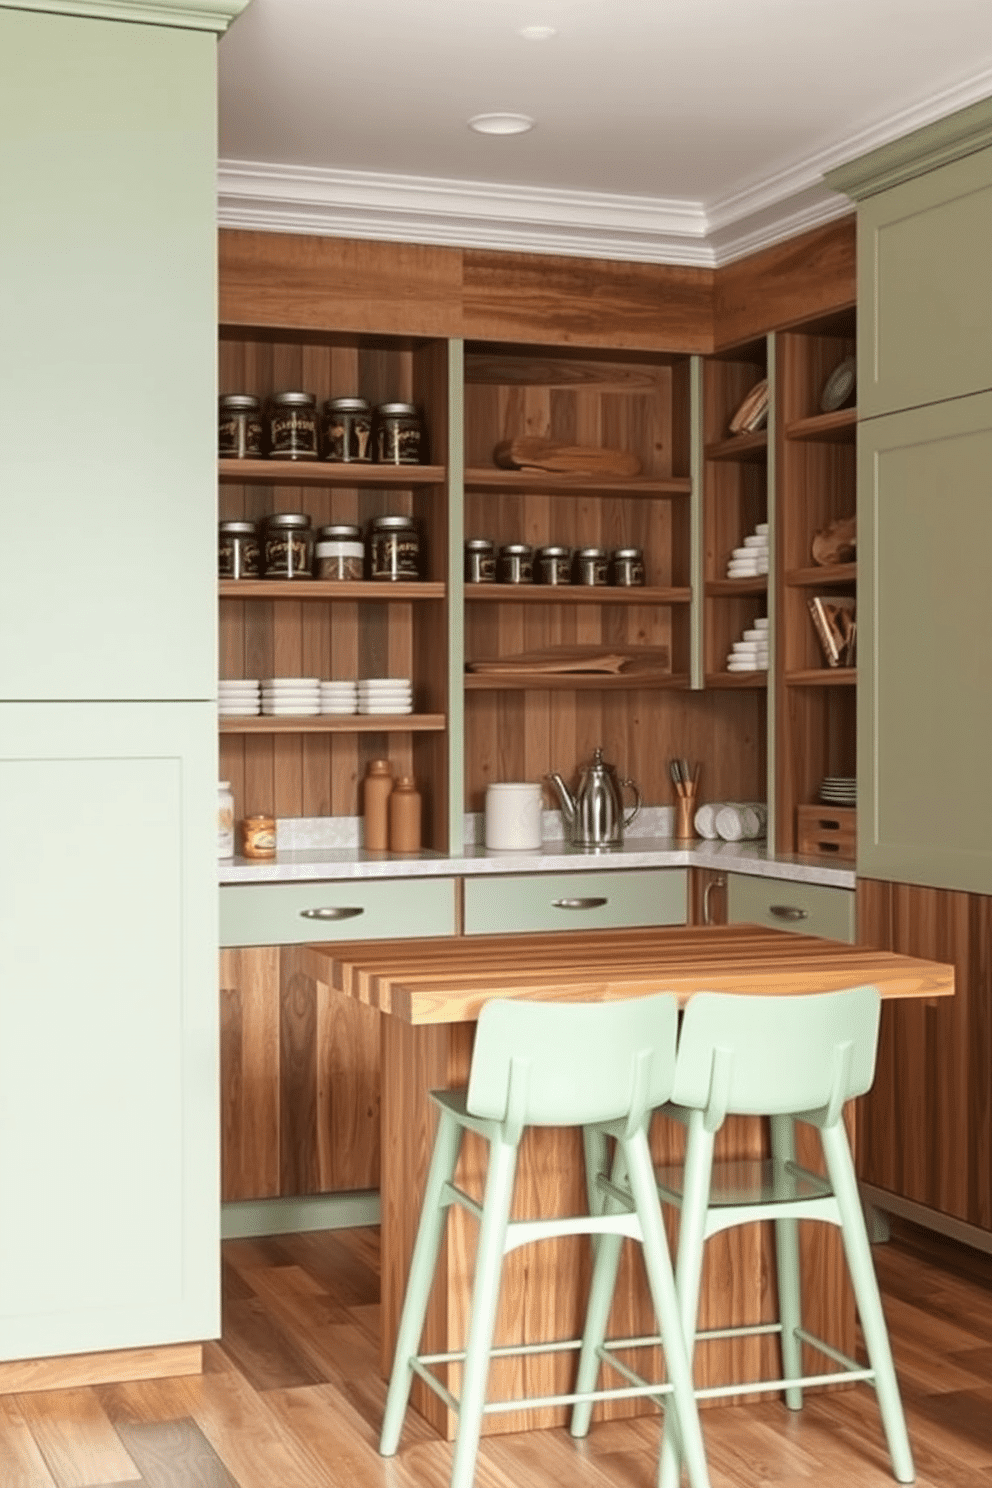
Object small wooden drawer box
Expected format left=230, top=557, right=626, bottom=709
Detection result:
left=796, top=805, right=856, bottom=861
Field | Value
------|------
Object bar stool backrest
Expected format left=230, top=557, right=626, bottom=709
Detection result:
left=467, top=992, right=679, bottom=1136
left=672, top=986, right=881, bottom=1130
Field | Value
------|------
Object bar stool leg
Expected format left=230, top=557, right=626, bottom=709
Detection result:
left=450, top=1136, right=520, bottom=1488
left=624, top=1125, right=711, bottom=1488
left=571, top=1140, right=630, bottom=1440
left=380, top=1109, right=462, bottom=1457
left=821, top=1123, right=915, bottom=1485
left=770, top=1115, right=804, bottom=1411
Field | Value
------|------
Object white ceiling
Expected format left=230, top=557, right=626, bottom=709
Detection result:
left=217, top=0, right=992, bottom=265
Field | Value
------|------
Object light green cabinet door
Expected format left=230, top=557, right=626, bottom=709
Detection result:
left=857, top=145, right=992, bottom=418
left=0, top=10, right=217, bottom=701
left=858, top=391, right=992, bottom=892
left=0, top=703, right=218, bottom=1360
left=727, top=874, right=855, bottom=943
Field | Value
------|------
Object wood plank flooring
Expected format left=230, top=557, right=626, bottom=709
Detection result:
left=1, top=1218, right=990, bottom=1488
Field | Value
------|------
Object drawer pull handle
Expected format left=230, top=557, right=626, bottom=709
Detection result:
left=769, top=905, right=808, bottom=922
left=299, top=906, right=365, bottom=921
left=552, top=897, right=608, bottom=911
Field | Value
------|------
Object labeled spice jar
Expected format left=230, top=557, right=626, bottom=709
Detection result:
left=370, top=514, right=420, bottom=580
left=498, top=543, right=533, bottom=584
left=218, top=520, right=260, bottom=580
left=218, top=394, right=263, bottom=459
left=267, top=392, right=318, bottom=460
left=241, top=814, right=276, bottom=859
left=322, top=397, right=372, bottom=463
left=315, top=523, right=365, bottom=581
left=465, top=538, right=496, bottom=584
left=375, top=402, right=423, bottom=464
left=611, top=547, right=645, bottom=586
left=574, top=546, right=610, bottom=586
left=263, top=513, right=313, bottom=579
left=536, top=545, right=572, bottom=585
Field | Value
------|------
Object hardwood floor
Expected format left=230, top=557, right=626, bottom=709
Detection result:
left=2, top=1218, right=990, bottom=1487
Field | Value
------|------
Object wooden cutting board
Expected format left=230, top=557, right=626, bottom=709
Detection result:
left=493, top=436, right=642, bottom=477
left=467, top=644, right=670, bottom=675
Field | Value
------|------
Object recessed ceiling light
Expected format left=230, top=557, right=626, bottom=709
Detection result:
left=468, top=113, right=535, bottom=136
left=519, top=24, right=557, bottom=40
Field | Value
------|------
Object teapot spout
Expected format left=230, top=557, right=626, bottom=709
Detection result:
left=545, top=772, right=577, bottom=829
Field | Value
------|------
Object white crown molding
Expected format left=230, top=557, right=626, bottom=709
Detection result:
left=217, top=67, right=992, bottom=266
left=1, top=0, right=247, bottom=30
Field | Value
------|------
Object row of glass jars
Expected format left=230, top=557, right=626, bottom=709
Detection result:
left=465, top=540, right=645, bottom=587
left=219, top=514, right=421, bottom=581
left=219, top=393, right=424, bottom=464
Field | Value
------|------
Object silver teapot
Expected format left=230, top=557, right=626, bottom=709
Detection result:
left=546, top=747, right=642, bottom=850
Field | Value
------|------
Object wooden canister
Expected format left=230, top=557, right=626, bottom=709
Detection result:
left=363, top=759, right=393, bottom=852
left=389, top=776, right=422, bottom=853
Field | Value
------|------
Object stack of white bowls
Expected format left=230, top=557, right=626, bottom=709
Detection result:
left=727, top=616, right=768, bottom=673
left=320, top=680, right=358, bottom=715
left=726, top=522, right=769, bottom=578
left=358, top=677, right=413, bottom=715
left=219, top=679, right=260, bottom=716
left=261, top=677, right=321, bottom=716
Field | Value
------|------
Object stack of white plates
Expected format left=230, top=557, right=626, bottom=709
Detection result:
left=819, top=776, right=856, bottom=806
left=219, top=679, right=260, bottom=716
left=726, top=617, right=769, bottom=672
left=261, top=677, right=321, bottom=716
left=358, top=677, right=413, bottom=715
left=726, top=522, right=769, bottom=579
left=320, top=681, right=358, bottom=715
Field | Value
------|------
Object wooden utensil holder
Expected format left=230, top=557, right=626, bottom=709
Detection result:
left=674, top=793, right=697, bottom=840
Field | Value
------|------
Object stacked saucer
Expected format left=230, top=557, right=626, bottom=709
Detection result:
left=726, top=616, right=768, bottom=673
left=219, top=679, right=260, bottom=716
left=261, top=677, right=321, bottom=716
left=320, top=680, right=358, bottom=715
left=726, top=522, right=769, bottom=579
left=358, top=677, right=413, bottom=715
left=819, top=776, right=856, bottom=807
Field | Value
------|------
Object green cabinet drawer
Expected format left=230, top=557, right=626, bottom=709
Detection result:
left=220, top=877, right=456, bottom=948
left=463, top=869, right=686, bottom=936
left=727, top=874, right=855, bottom=943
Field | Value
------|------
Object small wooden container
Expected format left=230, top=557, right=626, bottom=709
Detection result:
left=796, top=804, right=855, bottom=861
left=363, top=759, right=393, bottom=852
left=389, top=776, right=422, bottom=853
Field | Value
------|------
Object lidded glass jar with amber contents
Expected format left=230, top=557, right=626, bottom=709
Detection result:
left=322, top=397, right=372, bottom=462
left=219, top=394, right=263, bottom=459
left=369, top=514, right=420, bottom=580
left=263, top=512, right=313, bottom=579
left=267, top=392, right=318, bottom=460
left=218, top=520, right=260, bottom=580
left=374, top=402, right=423, bottom=465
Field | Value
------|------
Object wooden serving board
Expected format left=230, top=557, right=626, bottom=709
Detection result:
left=493, top=435, right=642, bottom=476
left=467, top=644, right=670, bottom=675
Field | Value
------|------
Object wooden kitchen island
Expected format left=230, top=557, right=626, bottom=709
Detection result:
left=302, top=923, right=954, bottom=1440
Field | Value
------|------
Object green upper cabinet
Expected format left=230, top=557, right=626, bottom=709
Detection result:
left=0, top=8, right=220, bottom=701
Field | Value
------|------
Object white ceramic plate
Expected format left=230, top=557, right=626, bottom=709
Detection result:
left=359, top=704, right=414, bottom=715
left=261, top=703, right=322, bottom=716
left=263, top=677, right=321, bottom=687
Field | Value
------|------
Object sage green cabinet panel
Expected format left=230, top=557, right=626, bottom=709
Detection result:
left=858, top=146, right=992, bottom=418
left=220, top=877, right=456, bottom=947
left=0, top=703, right=217, bottom=1361
left=463, top=868, right=687, bottom=935
left=727, top=873, right=855, bottom=943
left=858, top=392, right=992, bottom=892
left=0, top=10, right=217, bottom=701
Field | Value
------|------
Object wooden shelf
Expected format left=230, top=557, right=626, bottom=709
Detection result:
left=219, top=459, right=446, bottom=486
left=464, top=585, right=691, bottom=606
left=704, top=672, right=769, bottom=689
left=464, top=672, right=687, bottom=692
left=464, top=468, right=691, bottom=498
left=705, top=578, right=768, bottom=597
left=219, top=713, right=446, bottom=734
left=704, top=430, right=768, bottom=463
left=785, top=563, right=857, bottom=588
left=785, top=408, right=857, bottom=444
left=785, top=668, right=857, bottom=687
left=218, top=580, right=445, bottom=601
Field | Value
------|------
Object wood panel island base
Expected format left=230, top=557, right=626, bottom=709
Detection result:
left=302, top=925, right=953, bottom=1442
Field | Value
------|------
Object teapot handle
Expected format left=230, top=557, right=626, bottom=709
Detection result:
left=620, top=777, right=642, bottom=830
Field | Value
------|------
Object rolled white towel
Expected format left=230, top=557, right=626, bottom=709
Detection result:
left=715, top=802, right=768, bottom=842
left=693, top=802, right=719, bottom=839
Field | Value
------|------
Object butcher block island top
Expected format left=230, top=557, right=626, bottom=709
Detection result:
left=301, top=922, right=954, bottom=1026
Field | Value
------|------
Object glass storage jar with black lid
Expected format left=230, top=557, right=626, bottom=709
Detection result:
left=218, top=520, right=260, bottom=580
left=611, top=547, right=645, bottom=586
left=498, top=543, right=534, bottom=584
left=465, top=538, right=496, bottom=584
left=316, top=523, right=365, bottom=581
left=267, top=392, right=318, bottom=460
left=374, top=402, right=423, bottom=465
left=322, top=398, right=373, bottom=463
left=219, top=395, right=264, bottom=459
left=369, top=514, right=420, bottom=580
left=536, top=545, right=572, bottom=585
left=574, top=546, right=610, bottom=585
left=263, top=513, right=313, bottom=578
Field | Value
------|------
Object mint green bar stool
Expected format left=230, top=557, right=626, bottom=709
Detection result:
left=379, top=993, right=712, bottom=1488
left=570, top=985, right=914, bottom=1486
